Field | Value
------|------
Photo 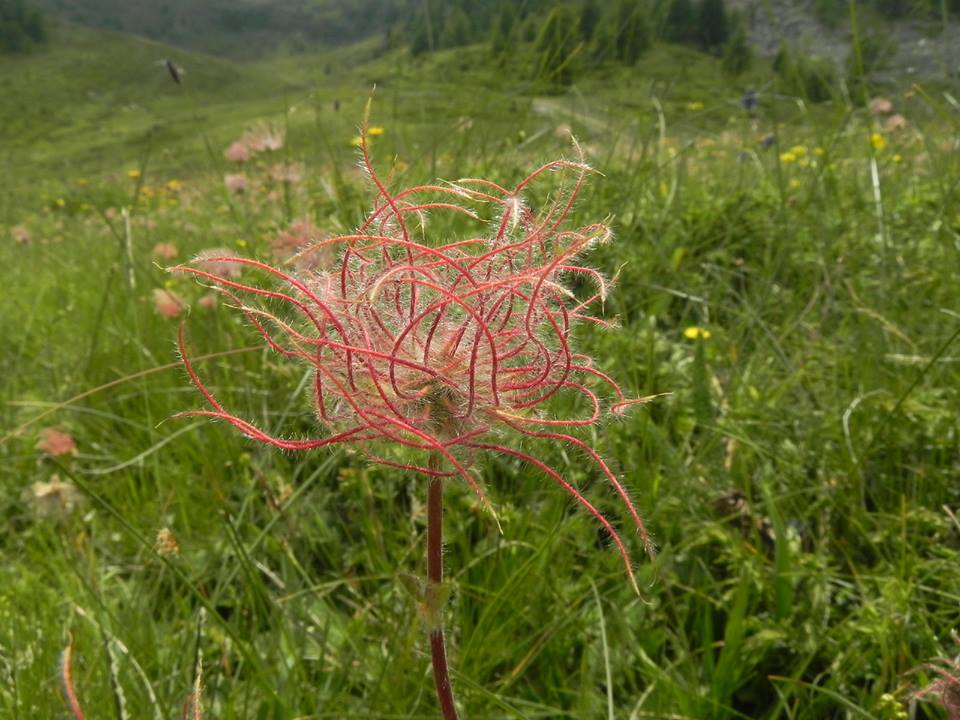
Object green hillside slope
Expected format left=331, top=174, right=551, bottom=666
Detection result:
left=32, top=0, right=401, bottom=57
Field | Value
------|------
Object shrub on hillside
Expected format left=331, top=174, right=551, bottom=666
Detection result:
left=440, top=6, right=471, bottom=48
left=721, top=21, right=752, bottom=76
left=774, top=44, right=837, bottom=103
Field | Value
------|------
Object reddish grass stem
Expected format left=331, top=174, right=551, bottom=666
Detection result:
left=427, top=472, right=459, bottom=720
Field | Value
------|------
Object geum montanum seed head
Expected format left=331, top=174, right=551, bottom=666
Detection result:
left=172, top=123, right=655, bottom=593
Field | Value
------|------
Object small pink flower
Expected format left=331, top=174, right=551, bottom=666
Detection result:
left=152, top=242, right=179, bottom=260
left=36, top=428, right=77, bottom=456
left=11, top=225, right=32, bottom=245
left=224, top=173, right=247, bottom=195
left=153, top=288, right=187, bottom=318
left=198, top=292, right=219, bottom=310
left=869, top=97, right=893, bottom=114
left=244, top=122, right=284, bottom=153
left=195, top=248, right=243, bottom=279
left=224, top=141, right=250, bottom=163
left=29, top=477, right=82, bottom=518
left=885, top=113, right=907, bottom=132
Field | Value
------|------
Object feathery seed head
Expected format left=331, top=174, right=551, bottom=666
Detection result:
left=173, top=119, right=654, bottom=592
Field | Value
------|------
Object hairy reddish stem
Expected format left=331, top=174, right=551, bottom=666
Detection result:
left=428, top=471, right=459, bottom=720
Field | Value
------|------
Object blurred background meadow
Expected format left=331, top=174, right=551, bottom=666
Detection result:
left=2, top=0, right=960, bottom=717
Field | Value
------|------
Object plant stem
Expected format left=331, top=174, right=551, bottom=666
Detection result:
left=427, top=473, right=459, bottom=720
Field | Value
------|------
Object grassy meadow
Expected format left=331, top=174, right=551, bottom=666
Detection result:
left=2, top=18, right=960, bottom=720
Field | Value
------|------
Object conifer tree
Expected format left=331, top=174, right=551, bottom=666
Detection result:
left=774, top=43, right=837, bottom=103
left=440, top=6, right=471, bottom=48
left=663, top=0, right=698, bottom=44
left=0, top=0, right=45, bottom=54
left=698, top=0, right=729, bottom=51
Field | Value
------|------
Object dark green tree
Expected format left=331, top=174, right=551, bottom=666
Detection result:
left=698, top=0, right=729, bottom=51
left=410, top=22, right=431, bottom=55
left=0, top=0, right=45, bottom=54
left=408, top=0, right=441, bottom=56
left=439, top=6, right=471, bottom=48
left=663, top=0, right=698, bottom=44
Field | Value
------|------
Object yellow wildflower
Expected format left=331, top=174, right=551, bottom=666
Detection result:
left=779, top=151, right=797, bottom=164
left=368, top=126, right=385, bottom=137
left=892, top=153, right=902, bottom=163
left=127, top=169, right=142, bottom=179
left=687, top=101, right=704, bottom=111
left=683, top=326, right=711, bottom=340
left=349, top=136, right=363, bottom=147
left=813, top=147, right=825, bottom=156
left=165, top=179, right=182, bottom=191
left=788, top=178, right=801, bottom=190
left=235, top=238, right=247, bottom=248
left=871, top=133, right=886, bottom=151
left=790, top=145, right=807, bottom=156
